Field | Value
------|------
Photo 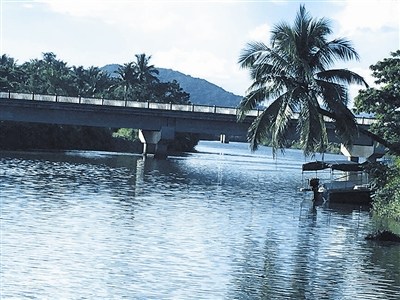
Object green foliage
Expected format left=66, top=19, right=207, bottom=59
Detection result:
left=0, top=54, right=22, bottom=91
left=354, top=50, right=400, bottom=154
left=238, top=5, right=367, bottom=156
left=354, top=50, right=400, bottom=222
left=368, top=158, right=400, bottom=222
left=112, top=128, right=138, bottom=142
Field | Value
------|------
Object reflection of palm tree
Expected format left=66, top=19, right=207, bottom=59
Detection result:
left=238, top=5, right=367, bottom=155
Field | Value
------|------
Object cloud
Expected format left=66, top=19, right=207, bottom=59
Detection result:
left=334, top=0, right=400, bottom=35
left=248, top=23, right=271, bottom=42
left=37, top=0, right=179, bottom=32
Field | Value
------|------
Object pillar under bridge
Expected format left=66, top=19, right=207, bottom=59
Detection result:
left=138, top=127, right=175, bottom=159
left=340, top=141, right=385, bottom=162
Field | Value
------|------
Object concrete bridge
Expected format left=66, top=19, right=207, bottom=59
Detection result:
left=0, top=92, right=378, bottom=159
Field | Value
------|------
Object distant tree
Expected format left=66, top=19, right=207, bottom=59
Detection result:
left=131, top=53, right=160, bottom=102
left=153, top=80, right=191, bottom=104
left=0, top=54, right=22, bottom=91
left=71, top=66, right=112, bottom=97
left=20, top=52, right=74, bottom=95
left=354, top=50, right=400, bottom=154
left=134, top=53, right=159, bottom=84
left=114, top=62, right=137, bottom=100
left=238, top=5, right=367, bottom=156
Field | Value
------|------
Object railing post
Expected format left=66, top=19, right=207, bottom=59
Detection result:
left=32, top=93, right=35, bottom=101
left=147, top=101, right=150, bottom=109
left=213, top=105, right=216, bottom=113
left=8, top=90, right=11, bottom=99
left=78, top=95, right=81, bottom=104
left=192, top=104, right=195, bottom=112
left=101, top=97, right=104, bottom=105
left=169, top=102, right=172, bottom=110
left=55, top=94, right=58, bottom=102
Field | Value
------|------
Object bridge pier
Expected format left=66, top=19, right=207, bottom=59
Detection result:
left=138, top=127, right=175, bottom=159
left=220, top=134, right=229, bottom=144
left=340, top=142, right=385, bottom=162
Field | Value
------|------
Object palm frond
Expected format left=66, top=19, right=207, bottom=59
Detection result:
left=237, top=89, right=267, bottom=121
left=247, top=97, right=285, bottom=151
left=298, top=99, right=328, bottom=155
left=317, top=69, right=368, bottom=87
left=238, top=42, right=269, bottom=69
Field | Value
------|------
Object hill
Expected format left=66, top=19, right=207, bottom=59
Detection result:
left=101, top=64, right=242, bottom=107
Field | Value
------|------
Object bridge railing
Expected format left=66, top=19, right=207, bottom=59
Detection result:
left=0, top=91, right=374, bottom=124
left=1, top=91, right=261, bottom=116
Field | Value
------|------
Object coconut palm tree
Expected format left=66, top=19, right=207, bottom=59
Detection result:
left=133, top=53, right=159, bottom=85
left=238, top=5, right=368, bottom=156
left=114, top=62, right=137, bottom=101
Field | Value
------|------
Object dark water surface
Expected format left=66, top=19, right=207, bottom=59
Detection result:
left=1, top=141, right=399, bottom=299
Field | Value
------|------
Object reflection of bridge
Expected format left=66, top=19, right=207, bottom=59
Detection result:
left=0, top=92, right=377, bottom=159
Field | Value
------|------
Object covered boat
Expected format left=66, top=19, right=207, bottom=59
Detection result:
left=301, top=160, right=372, bottom=205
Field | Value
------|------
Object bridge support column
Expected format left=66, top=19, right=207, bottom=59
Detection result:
left=220, top=134, right=229, bottom=144
left=340, top=142, right=385, bottom=162
left=139, top=127, right=175, bottom=159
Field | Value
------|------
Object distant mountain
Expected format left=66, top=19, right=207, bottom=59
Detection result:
left=101, top=64, right=243, bottom=107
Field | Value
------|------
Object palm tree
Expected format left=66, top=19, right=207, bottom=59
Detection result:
left=115, top=62, right=137, bottom=101
left=238, top=5, right=367, bottom=156
left=131, top=53, right=159, bottom=102
left=133, top=53, right=159, bottom=85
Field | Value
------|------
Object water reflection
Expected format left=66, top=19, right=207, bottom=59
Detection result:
left=1, top=143, right=399, bottom=299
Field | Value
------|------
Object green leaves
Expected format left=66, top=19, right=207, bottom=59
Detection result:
left=355, top=50, right=400, bottom=155
left=238, top=4, right=367, bottom=156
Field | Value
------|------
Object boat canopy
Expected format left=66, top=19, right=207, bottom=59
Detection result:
left=302, top=160, right=365, bottom=172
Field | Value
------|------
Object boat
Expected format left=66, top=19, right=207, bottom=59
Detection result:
left=301, top=160, right=372, bottom=205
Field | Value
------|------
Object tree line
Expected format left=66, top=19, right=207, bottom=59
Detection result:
left=0, top=52, right=199, bottom=153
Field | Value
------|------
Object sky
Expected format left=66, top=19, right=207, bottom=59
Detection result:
left=1, top=0, right=399, bottom=104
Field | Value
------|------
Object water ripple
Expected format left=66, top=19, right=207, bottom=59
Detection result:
left=1, top=145, right=399, bottom=299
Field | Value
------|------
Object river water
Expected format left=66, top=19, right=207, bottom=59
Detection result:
left=1, top=141, right=399, bottom=299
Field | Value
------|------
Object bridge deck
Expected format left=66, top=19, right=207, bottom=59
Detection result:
left=0, top=92, right=375, bottom=126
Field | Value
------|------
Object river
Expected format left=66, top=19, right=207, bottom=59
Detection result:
left=1, top=141, right=399, bottom=299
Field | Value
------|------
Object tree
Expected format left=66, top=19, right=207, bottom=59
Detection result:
left=354, top=50, right=400, bottom=154
left=20, top=52, right=74, bottom=95
left=354, top=50, right=400, bottom=221
left=237, top=5, right=367, bottom=156
left=153, top=80, right=191, bottom=104
left=131, top=53, right=160, bottom=102
left=0, top=54, right=22, bottom=91
left=133, top=53, right=159, bottom=85
left=71, top=66, right=112, bottom=97
left=114, top=62, right=137, bottom=100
